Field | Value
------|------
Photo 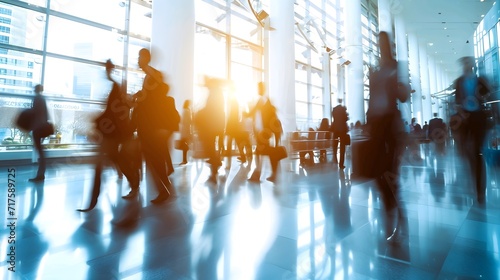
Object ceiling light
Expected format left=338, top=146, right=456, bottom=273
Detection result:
left=428, top=43, right=434, bottom=46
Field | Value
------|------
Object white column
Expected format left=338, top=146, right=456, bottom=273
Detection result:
left=408, top=33, right=422, bottom=122
left=322, top=52, right=332, bottom=118
left=344, top=0, right=364, bottom=124
left=428, top=57, right=437, bottom=116
left=395, top=15, right=411, bottom=124
left=419, top=44, right=432, bottom=123
left=151, top=0, right=195, bottom=163
left=269, top=0, right=296, bottom=135
left=378, top=0, right=392, bottom=34
left=151, top=0, right=195, bottom=106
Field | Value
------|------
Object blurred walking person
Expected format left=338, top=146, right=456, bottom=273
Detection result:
left=29, top=84, right=50, bottom=182
left=194, top=76, right=226, bottom=183
left=78, top=60, right=139, bottom=211
left=453, top=56, right=491, bottom=203
left=132, top=48, right=178, bottom=204
left=179, top=99, right=192, bottom=165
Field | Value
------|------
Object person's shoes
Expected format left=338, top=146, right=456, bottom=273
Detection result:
left=151, top=193, right=169, bottom=204
left=206, top=175, right=217, bottom=184
left=339, top=165, right=345, bottom=169
left=29, top=176, right=45, bottom=182
left=77, top=199, right=97, bottom=212
left=122, top=190, right=139, bottom=199
left=248, top=172, right=261, bottom=182
left=266, top=175, right=277, bottom=182
left=237, top=156, right=246, bottom=163
left=179, top=161, right=188, bottom=165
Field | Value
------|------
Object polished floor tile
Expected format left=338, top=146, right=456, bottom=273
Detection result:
left=0, top=143, right=499, bottom=279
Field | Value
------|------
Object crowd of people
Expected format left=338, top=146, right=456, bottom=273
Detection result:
left=20, top=31, right=494, bottom=234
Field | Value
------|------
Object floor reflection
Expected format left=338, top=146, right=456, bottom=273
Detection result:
left=0, top=144, right=499, bottom=279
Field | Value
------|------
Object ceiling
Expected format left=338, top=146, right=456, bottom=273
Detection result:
left=397, top=0, right=497, bottom=81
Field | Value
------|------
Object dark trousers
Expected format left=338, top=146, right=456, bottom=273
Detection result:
left=333, top=131, right=347, bottom=167
left=86, top=137, right=141, bottom=209
left=254, top=129, right=278, bottom=175
left=367, top=113, right=405, bottom=210
left=141, top=136, right=172, bottom=196
left=32, top=130, right=46, bottom=178
left=460, top=111, right=488, bottom=201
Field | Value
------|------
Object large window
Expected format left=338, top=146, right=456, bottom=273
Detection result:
left=194, top=0, right=263, bottom=116
left=294, top=0, right=344, bottom=130
left=0, top=0, right=152, bottom=154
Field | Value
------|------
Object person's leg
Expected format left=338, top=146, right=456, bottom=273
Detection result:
left=235, top=134, right=247, bottom=162
left=208, top=134, right=221, bottom=182
left=165, top=139, right=174, bottom=176
left=332, top=133, right=339, bottom=163
left=267, top=149, right=279, bottom=182
left=249, top=131, right=267, bottom=181
left=471, top=112, right=488, bottom=203
left=31, top=131, right=45, bottom=180
left=77, top=145, right=106, bottom=211
left=120, top=138, right=141, bottom=199
left=142, top=139, right=171, bottom=203
left=182, top=148, right=188, bottom=164
left=339, top=138, right=346, bottom=169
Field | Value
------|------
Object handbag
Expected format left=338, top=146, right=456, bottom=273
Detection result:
left=272, top=145, right=288, bottom=161
left=343, top=134, right=351, bottom=145
left=16, top=109, right=34, bottom=132
left=35, top=122, right=55, bottom=138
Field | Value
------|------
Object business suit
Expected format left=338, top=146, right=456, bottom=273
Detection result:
left=331, top=104, right=349, bottom=168
left=453, top=65, right=491, bottom=203
left=30, top=86, right=49, bottom=181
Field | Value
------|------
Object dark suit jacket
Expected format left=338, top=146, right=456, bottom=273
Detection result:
left=32, top=94, right=48, bottom=131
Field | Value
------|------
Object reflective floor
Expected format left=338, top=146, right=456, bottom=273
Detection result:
left=1, top=143, right=500, bottom=280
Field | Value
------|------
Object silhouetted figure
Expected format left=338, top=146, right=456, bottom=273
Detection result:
left=78, top=60, right=139, bottom=211
left=453, top=56, right=491, bottom=203
left=194, top=76, right=226, bottom=183
left=225, top=93, right=240, bottom=158
left=428, top=113, right=446, bottom=155
left=236, top=113, right=253, bottom=163
left=422, top=121, right=429, bottom=139
left=29, top=84, right=49, bottom=182
left=366, top=31, right=410, bottom=239
left=299, top=127, right=316, bottom=165
left=246, top=82, right=282, bottom=182
left=179, top=99, right=192, bottom=165
left=132, top=48, right=175, bottom=204
left=331, top=99, right=349, bottom=169
left=318, top=118, right=331, bottom=162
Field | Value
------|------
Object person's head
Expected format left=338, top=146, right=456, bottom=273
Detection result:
left=337, top=98, right=343, bottom=105
left=433, top=112, right=438, bottom=118
left=258, top=82, right=265, bottom=96
left=34, top=84, right=43, bottom=95
left=183, top=99, right=191, bottom=109
left=378, top=31, right=396, bottom=68
left=319, top=118, right=329, bottom=129
left=105, top=59, right=115, bottom=79
left=459, top=56, right=474, bottom=74
left=138, top=48, right=151, bottom=69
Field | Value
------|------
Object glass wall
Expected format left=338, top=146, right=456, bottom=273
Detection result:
left=294, top=0, right=344, bottom=130
left=0, top=0, right=151, bottom=155
left=194, top=0, right=264, bottom=115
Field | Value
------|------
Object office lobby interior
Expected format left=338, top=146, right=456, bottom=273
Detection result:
left=1, top=142, right=500, bottom=279
left=1, top=0, right=500, bottom=279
